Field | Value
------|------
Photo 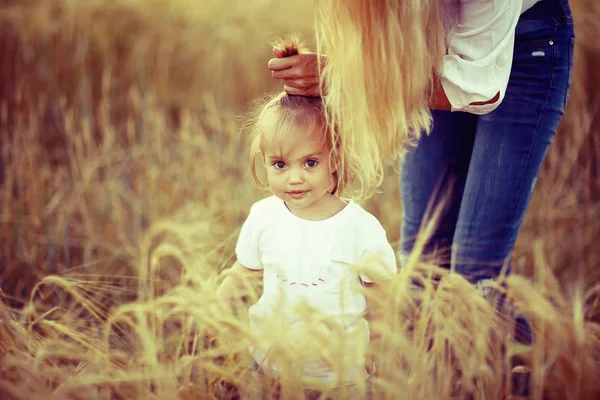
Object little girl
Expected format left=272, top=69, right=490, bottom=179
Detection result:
left=215, top=40, right=397, bottom=394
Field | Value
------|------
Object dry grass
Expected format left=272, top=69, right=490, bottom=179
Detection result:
left=0, top=0, right=599, bottom=399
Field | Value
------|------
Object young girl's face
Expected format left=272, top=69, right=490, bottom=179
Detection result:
left=262, top=118, right=336, bottom=218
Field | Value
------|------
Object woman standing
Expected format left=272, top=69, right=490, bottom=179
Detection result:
left=268, top=0, right=574, bottom=288
left=269, top=1, right=574, bottom=395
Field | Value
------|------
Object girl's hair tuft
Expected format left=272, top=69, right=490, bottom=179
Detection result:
left=270, top=33, right=310, bottom=58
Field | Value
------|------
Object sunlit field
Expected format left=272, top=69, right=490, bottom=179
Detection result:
left=1, top=0, right=599, bottom=399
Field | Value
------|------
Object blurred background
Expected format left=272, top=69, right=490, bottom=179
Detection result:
left=0, top=0, right=598, bottom=398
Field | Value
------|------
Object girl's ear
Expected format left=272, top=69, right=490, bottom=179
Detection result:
left=329, top=151, right=340, bottom=173
left=329, top=151, right=340, bottom=194
left=330, top=170, right=339, bottom=195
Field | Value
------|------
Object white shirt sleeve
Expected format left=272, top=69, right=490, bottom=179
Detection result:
left=235, top=203, right=263, bottom=270
left=359, top=217, right=398, bottom=283
left=441, top=0, right=523, bottom=114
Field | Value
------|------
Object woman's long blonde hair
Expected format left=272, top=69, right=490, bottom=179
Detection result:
left=314, top=0, right=447, bottom=200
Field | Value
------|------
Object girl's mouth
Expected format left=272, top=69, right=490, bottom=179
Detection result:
left=287, top=190, right=308, bottom=198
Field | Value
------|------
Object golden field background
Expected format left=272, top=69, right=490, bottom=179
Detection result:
left=0, top=0, right=599, bottom=399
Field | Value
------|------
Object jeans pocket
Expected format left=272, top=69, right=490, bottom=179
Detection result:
left=512, top=37, right=557, bottom=85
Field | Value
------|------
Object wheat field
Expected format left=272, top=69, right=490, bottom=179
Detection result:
left=0, top=0, right=599, bottom=399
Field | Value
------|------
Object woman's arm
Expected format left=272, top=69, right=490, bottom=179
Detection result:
left=440, top=0, right=522, bottom=114
left=267, top=51, right=500, bottom=111
left=430, top=78, right=501, bottom=111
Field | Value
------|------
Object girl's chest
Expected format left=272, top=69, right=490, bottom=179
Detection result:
left=257, top=222, right=363, bottom=288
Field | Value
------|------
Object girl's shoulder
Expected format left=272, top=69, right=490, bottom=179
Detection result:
left=330, top=201, right=389, bottom=244
left=248, top=195, right=281, bottom=215
left=342, top=200, right=385, bottom=230
left=240, top=196, right=283, bottom=235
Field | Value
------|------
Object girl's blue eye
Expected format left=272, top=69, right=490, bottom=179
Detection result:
left=273, top=161, right=286, bottom=169
left=305, top=159, right=318, bottom=168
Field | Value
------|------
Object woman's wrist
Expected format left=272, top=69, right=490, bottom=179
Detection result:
left=429, top=80, right=452, bottom=110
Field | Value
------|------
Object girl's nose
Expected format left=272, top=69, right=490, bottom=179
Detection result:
left=287, top=167, right=305, bottom=184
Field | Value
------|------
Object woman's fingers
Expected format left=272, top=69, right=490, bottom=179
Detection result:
left=283, top=78, right=319, bottom=89
left=269, top=52, right=323, bottom=96
left=269, top=53, right=319, bottom=75
left=271, top=68, right=299, bottom=80
left=268, top=56, right=297, bottom=72
left=283, top=76, right=322, bottom=96
left=283, top=85, right=320, bottom=97
left=272, top=47, right=284, bottom=58
left=283, top=85, right=304, bottom=96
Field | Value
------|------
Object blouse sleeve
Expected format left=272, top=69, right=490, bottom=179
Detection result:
left=235, top=203, right=263, bottom=270
left=441, top=0, right=523, bottom=115
left=359, top=217, right=398, bottom=283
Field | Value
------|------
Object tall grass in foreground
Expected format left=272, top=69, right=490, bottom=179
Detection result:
left=1, top=0, right=599, bottom=399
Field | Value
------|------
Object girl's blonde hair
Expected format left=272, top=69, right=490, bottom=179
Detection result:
left=247, top=36, right=350, bottom=196
left=314, top=0, right=447, bottom=199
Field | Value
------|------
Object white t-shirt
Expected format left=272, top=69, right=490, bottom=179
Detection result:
left=235, top=195, right=397, bottom=387
left=442, top=0, right=541, bottom=114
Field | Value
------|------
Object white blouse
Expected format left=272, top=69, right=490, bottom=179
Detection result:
left=235, top=195, right=397, bottom=387
left=441, top=0, right=541, bottom=114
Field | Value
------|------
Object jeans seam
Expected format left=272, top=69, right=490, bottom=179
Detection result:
left=556, top=0, right=573, bottom=21
left=562, top=37, right=575, bottom=109
left=511, top=37, right=556, bottom=212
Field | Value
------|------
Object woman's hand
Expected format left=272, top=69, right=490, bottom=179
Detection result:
left=267, top=48, right=326, bottom=97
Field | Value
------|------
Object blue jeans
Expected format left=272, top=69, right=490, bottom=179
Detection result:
left=400, top=0, right=575, bottom=284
